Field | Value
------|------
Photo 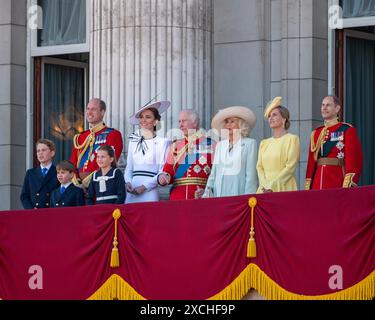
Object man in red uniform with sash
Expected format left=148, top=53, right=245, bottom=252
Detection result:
left=305, top=96, right=363, bottom=190
left=70, top=99, right=123, bottom=188
left=158, top=110, right=214, bottom=200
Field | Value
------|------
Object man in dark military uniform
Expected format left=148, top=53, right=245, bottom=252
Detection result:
left=305, top=96, right=363, bottom=190
left=20, top=139, right=60, bottom=209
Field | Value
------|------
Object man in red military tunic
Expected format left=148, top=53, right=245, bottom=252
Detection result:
left=305, top=96, right=363, bottom=190
left=70, top=99, right=123, bottom=188
left=158, top=110, right=214, bottom=200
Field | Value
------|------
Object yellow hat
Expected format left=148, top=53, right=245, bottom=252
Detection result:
left=264, top=97, right=283, bottom=118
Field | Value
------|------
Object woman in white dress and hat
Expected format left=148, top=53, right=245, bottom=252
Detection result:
left=203, top=106, right=258, bottom=198
left=124, top=101, right=171, bottom=204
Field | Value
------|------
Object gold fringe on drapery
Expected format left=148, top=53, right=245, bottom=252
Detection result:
left=88, top=265, right=375, bottom=300
left=210, top=264, right=375, bottom=300
left=88, top=275, right=145, bottom=300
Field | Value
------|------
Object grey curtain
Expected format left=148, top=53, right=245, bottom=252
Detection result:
left=345, top=36, right=375, bottom=186
left=341, top=0, right=375, bottom=18
left=38, top=0, right=86, bottom=46
left=44, top=64, right=85, bottom=163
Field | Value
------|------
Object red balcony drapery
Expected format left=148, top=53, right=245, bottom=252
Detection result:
left=0, top=187, right=374, bottom=300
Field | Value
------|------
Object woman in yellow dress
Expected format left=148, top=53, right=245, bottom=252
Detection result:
left=257, top=97, right=300, bottom=193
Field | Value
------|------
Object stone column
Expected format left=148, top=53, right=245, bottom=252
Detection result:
left=0, top=0, right=27, bottom=210
left=90, top=0, right=213, bottom=141
left=269, top=0, right=328, bottom=188
left=214, top=0, right=328, bottom=189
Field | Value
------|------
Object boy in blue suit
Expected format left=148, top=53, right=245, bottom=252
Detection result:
left=50, top=160, right=85, bottom=208
left=20, top=139, right=60, bottom=209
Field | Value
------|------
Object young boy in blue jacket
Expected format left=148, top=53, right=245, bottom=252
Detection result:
left=20, top=139, right=60, bottom=209
left=50, top=160, right=85, bottom=208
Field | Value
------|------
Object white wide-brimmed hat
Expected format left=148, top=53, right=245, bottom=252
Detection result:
left=130, top=101, right=171, bottom=125
left=211, top=106, right=257, bottom=132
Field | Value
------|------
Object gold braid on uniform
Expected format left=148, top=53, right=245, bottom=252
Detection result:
left=172, top=130, right=205, bottom=171
left=310, top=129, right=326, bottom=161
left=172, top=143, right=189, bottom=171
left=310, top=119, right=339, bottom=161
left=74, top=123, right=106, bottom=170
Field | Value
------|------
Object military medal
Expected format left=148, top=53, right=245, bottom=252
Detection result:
left=199, top=156, right=207, bottom=166
left=331, top=131, right=344, bottom=142
left=203, top=165, right=211, bottom=175
left=193, top=165, right=202, bottom=174
left=336, top=141, right=344, bottom=151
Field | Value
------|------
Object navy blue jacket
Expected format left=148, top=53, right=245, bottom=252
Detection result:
left=87, top=168, right=126, bottom=205
left=50, top=184, right=85, bottom=208
left=20, top=165, right=60, bottom=210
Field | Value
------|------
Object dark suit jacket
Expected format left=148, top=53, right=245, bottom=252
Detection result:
left=20, top=165, right=60, bottom=210
left=50, top=184, right=85, bottom=208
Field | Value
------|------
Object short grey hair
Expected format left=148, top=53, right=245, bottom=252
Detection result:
left=181, top=109, right=200, bottom=128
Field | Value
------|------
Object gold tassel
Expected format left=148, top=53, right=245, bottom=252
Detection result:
left=247, top=238, right=256, bottom=258
left=247, top=198, right=258, bottom=258
left=110, top=209, right=122, bottom=269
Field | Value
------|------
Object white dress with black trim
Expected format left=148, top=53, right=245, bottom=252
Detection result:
left=124, top=134, right=171, bottom=204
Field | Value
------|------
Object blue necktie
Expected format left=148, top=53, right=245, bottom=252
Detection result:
left=60, top=186, right=66, bottom=194
left=42, top=168, right=48, bottom=177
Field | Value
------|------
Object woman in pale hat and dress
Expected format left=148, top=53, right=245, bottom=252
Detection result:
left=256, top=97, right=300, bottom=193
left=124, top=101, right=171, bottom=204
left=203, top=106, right=258, bottom=198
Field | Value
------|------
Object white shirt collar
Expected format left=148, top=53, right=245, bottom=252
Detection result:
left=61, top=182, right=72, bottom=189
left=40, top=163, right=53, bottom=171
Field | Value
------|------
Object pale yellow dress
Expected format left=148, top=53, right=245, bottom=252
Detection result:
left=256, top=133, right=300, bottom=193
